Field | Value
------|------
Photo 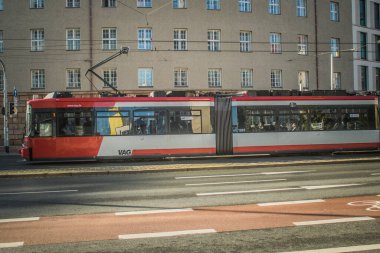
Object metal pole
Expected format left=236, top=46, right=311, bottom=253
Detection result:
left=330, top=52, right=334, bottom=90
left=0, top=59, right=9, bottom=153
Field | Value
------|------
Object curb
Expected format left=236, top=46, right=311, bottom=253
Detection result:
left=1, top=156, right=380, bottom=178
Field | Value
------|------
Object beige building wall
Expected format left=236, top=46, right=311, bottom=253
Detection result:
left=0, top=0, right=353, bottom=94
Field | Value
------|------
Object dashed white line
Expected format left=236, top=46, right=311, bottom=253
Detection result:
left=197, top=187, right=301, bottom=197
left=257, top=199, right=325, bottom=207
left=293, top=216, right=375, bottom=226
left=175, top=170, right=312, bottom=180
left=372, top=173, right=380, bottom=176
left=0, top=217, right=40, bottom=223
left=0, top=242, right=24, bottom=249
left=115, top=208, right=193, bottom=216
left=278, top=244, right=380, bottom=253
left=0, top=190, right=78, bottom=195
left=301, top=184, right=363, bottom=190
left=119, top=229, right=217, bottom=240
left=186, top=179, right=286, bottom=186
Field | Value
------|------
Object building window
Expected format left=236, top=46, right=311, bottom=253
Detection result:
left=138, top=68, right=153, bottom=87
left=360, top=32, right=367, bottom=60
left=173, top=0, right=186, bottom=8
left=138, top=28, right=152, bottom=50
left=297, top=34, right=308, bottom=55
left=31, top=69, right=45, bottom=89
left=269, top=0, right=280, bottom=15
left=330, top=2, right=339, bottom=21
left=375, top=68, right=380, bottom=90
left=137, top=0, right=152, bottom=8
left=66, top=69, right=81, bottom=88
left=330, top=38, right=340, bottom=57
left=270, top=33, right=281, bottom=53
left=0, top=0, right=3, bottom=11
left=359, top=0, right=366, bottom=26
left=208, top=69, right=222, bottom=87
left=271, top=69, right=282, bottom=88
left=103, top=0, right=116, bottom=7
left=0, top=31, right=3, bottom=53
left=208, top=30, right=221, bottom=51
left=360, top=66, right=368, bottom=90
left=174, top=68, right=188, bottom=87
left=298, top=71, right=309, bottom=91
left=103, top=68, right=117, bottom=87
left=296, top=0, right=306, bottom=17
left=66, top=0, right=80, bottom=8
left=102, top=28, right=117, bottom=50
left=240, top=31, right=252, bottom=52
left=0, top=70, right=3, bottom=90
left=239, top=0, right=252, bottom=12
left=375, top=35, right=380, bottom=61
left=31, top=29, right=44, bottom=51
left=174, top=29, right=187, bottom=51
left=333, top=72, right=341, bottom=89
left=241, top=69, right=253, bottom=88
left=30, top=0, right=44, bottom=9
left=207, top=0, right=221, bottom=10
left=375, top=3, right=380, bottom=29
left=66, top=28, right=80, bottom=51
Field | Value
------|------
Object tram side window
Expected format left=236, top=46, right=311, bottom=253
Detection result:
left=169, top=110, right=202, bottom=134
left=341, top=107, right=375, bottom=130
left=96, top=110, right=130, bottom=136
left=31, top=112, right=53, bottom=137
left=133, top=110, right=167, bottom=135
left=58, top=110, right=93, bottom=136
left=278, top=109, right=308, bottom=132
left=237, top=107, right=276, bottom=133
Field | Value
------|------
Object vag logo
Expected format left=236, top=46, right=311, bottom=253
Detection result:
left=118, top=149, right=132, bottom=156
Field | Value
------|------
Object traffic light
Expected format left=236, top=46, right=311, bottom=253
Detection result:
left=9, top=102, right=15, bottom=114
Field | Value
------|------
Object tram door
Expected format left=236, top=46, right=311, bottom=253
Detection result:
left=215, top=96, right=233, bottom=155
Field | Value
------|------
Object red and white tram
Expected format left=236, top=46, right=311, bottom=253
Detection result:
left=20, top=94, right=379, bottom=161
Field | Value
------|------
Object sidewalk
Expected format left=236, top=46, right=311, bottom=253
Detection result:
left=0, top=152, right=380, bottom=178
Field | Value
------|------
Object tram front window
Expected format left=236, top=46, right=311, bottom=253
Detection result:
left=31, top=112, right=53, bottom=137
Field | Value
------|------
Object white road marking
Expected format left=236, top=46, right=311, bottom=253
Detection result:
left=301, top=184, right=363, bottom=190
left=186, top=179, right=286, bottom=186
left=293, top=216, right=375, bottom=226
left=348, top=200, right=380, bottom=211
left=0, top=190, right=78, bottom=195
left=0, top=242, right=24, bottom=248
left=175, top=171, right=312, bottom=180
left=115, top=208, right=193, bottom=216
left=197, top=188, right=301, bottom=197
left=257, top=199, right=325, bottom=207
left=372, top=173, right=380, bottom=176
left=197, top=183, right=364, bottom=197
left=278, top=243, right=380, bottom=253
left=119, top=229, right=217, bottom=239
left=0, top=217, right=40, bottom=223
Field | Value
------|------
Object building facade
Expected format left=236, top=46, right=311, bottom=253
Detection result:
left=352, top=0, right=380, bottom=91
left=0, top=0, right=353, bottom=148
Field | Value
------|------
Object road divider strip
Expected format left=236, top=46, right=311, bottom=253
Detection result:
left=119, top=229, right=217, bottom=239
left=278, top=243, right=380, bottom=253
left=115, top=208, right=193, bottom=216
left=293, top=216, right=375, bottom=226
left=186, top=179, right=286, bottom=186
left=176, top=171, right=312, bottom=180
left=0, top=242, right=24, bottom=249
left=257, top=199, right=325, bottom=206
left=0, top=190, right=78, bottom=195
left=0, top=217, right=40, bottom=223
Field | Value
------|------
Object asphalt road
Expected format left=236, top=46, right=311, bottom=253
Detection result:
left=0, top=158, right=379, bottom=252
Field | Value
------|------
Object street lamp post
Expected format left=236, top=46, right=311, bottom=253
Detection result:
left=0, top=59, right=9, bottom=153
